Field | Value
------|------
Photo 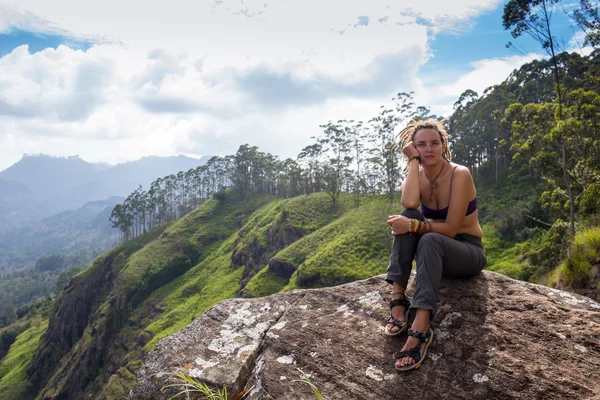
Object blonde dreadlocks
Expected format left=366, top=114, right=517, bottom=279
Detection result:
left=394, top=119, right=452, bottom=161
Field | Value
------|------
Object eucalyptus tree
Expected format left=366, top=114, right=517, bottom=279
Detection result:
left=233, top=145, right=256, bottom=199
left=367, top=92, right=418, bottom=201
left=348, top=120, right=369, bottom=206
left=574, top=0, right=600, bottom=48
left=109, top=204, right=126, bottom=243
left=449, top=88, right=516, bottom=185
left=503, top=0, right=574, bottom=237
left=280, top=158, right=303, bottom=198
left=504, top=88, right=600, bottom=233
left=317, top=121, right=353, bottom=204
left=184, top=168, right=195, bottom=212
left=297, top=143, right=324, bottom=195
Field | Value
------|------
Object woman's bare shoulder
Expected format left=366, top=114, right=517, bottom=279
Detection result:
left=450, top=163, right=473, bottom=177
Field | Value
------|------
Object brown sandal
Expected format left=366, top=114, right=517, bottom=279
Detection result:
left=384, top=295, right=410, bottom=336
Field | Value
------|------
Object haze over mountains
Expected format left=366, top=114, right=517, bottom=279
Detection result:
left=0, top=154, right=210, bottom=270
left=0, top=154, right=211, bottom=230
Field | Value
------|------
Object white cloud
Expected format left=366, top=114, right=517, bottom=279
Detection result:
left=437, top=54, right=539, bottom=98
left=415, top=53, right=544, bottom=117
left=0, top=44, right=117, bottom=121
left=0, top=0, right=514, bottom=171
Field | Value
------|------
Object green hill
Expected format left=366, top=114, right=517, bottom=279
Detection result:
left=4, top=189, right=514, bottom=399
left=0, top=191, right=403, bottom=399
left=0, top=185, right=594, bottom=399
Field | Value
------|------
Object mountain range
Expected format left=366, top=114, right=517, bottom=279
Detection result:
left=0, top=154, right=210, bottom=230
left=0, top=154, right=210, bottom=269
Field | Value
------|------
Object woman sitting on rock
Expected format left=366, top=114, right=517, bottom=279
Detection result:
left=384, top=119, right=486, bottom=371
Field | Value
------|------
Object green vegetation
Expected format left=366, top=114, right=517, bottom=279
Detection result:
left=243, top=266, right=290, bottom=298
left=552, top=226, right=600, bottom=300
left=0, top=319, right=48, bottom=400
left=283, top=198, right=395, bottom=290
left=3, top=6, right=600, bottom=399
left=159, top=368, right=323, bottom=400
left=481, top=225, right=528, bottom=280
left=161, top=373, right=230, bottom=400
left=294, top=368, right=324, bottom=400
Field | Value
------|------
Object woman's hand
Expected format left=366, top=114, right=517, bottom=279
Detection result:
left=386, top=215, right=410, bottom=235
left=402, top=141, right=420, bottom=159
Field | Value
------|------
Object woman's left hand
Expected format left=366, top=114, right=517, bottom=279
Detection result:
left=386, top=215, right=409, bottom=235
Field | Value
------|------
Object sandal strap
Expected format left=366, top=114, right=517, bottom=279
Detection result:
left=408, top=328, right=432, bottom=344
left=394, top=343, right=423, bottom=363
left=386, top=317, right=406, bottom=329
left=389, top=297, right=410, bottom=310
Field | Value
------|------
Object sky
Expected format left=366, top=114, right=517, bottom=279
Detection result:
left=0, top=0, right=590, bottom=171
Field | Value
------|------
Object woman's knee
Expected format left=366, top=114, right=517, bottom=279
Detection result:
left=400, top=208, right=424, bottom=220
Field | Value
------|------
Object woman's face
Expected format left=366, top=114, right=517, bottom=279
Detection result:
left=413, top=128, right=444, bottom=165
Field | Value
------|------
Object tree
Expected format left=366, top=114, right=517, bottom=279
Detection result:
left=574, top=0, right=600, bottom=48
left=504, top=89, right=600, bottom=228
left=317, top=121, right=353, bottom=204
left=349, top=120, right=368, bottom=206
left=503, top=0, right=576, bottom=238
left=297, top=143, right=324, bottom=195
left=367, top=92, right=420, bottom=201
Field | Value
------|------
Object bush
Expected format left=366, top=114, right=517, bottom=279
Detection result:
left=518, top=220, right=570, bottom=277
left=558, top=226, right=600, bottom=290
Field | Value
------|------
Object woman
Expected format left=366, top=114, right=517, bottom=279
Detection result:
left=384, top=119, right=486, bottom=371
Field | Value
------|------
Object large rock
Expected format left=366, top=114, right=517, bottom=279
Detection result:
left=129, top=271, right=600, bottom=399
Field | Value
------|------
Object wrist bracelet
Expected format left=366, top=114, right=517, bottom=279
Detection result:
left=409, top=156, right=422, bottom=163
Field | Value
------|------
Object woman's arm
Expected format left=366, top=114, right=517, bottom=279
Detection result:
left=401, top=158, right=421, bottom=209
left=400, top=141, right=421, bottom=209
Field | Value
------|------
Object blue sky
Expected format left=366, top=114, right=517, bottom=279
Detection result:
left=0, top=29, right=93, bottom=57
left=0, top=0, right=590, bottom=171
left=421, top=3, right=582, bottom=87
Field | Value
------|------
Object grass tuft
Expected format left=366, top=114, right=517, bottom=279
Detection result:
left=160, top=372, right=229, bottom=400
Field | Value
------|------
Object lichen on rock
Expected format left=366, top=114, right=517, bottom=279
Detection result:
left=129, top=271, right=600, bottom=400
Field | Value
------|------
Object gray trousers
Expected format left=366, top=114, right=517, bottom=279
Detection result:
left=385, top=208, right=487, bottom=318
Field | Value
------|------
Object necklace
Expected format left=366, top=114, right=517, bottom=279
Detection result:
left=424, top=162, right=445, bottom=202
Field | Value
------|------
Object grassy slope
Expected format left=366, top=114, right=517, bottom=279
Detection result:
left=135, top=192, right=356, bottom=351
left=0, top=319, right=48, bottom=400
left=247, top=196, right=396, bottom=294
left=2, top=190, right=542, bottom=400
left=481, top=225, right=528, bottom=280
left=85, top=191, right=277, bottom=397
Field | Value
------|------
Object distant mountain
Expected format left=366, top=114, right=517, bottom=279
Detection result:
left=68, top=155, right=213, bottom=202
left=0, top=196, right=124, bottom=271
left=0, top=154, right=211, bottom=233
left=0, top=155, right=99, bottom=199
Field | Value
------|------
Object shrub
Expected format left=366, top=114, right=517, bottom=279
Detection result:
left=558, top=226, right=600, bottom=290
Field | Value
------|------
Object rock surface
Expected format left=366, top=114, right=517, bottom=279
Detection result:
left=129, top=271, right=600, bottom=400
